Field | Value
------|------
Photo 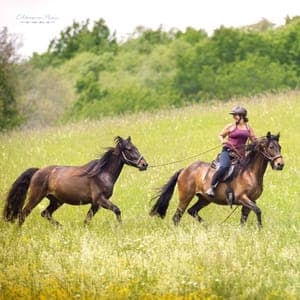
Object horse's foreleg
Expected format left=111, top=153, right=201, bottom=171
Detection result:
left=239, top=195, right=262, bottom=228
left=41, top=195, right=63, bottom=226
left=98, top=195, right=122, bottom=224
left=84, top=204, right=100, bottom=225
left=187, top=195, right=210, bottom=223
left=240, top=205, right=251, bottom=226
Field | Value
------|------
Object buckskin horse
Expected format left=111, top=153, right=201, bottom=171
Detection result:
left=3, top=136, right=148, bottom=226
left=150, top=132, right=284, bottom=228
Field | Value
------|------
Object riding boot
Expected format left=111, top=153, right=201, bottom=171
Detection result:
left=205, top=181, right=219, bottom=198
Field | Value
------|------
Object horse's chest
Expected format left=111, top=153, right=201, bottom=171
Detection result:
left=245, top=183, right=263, bottom=200
left=235, top=174, right=263, bottom=200
left=94, top=174, right=114, bottom=196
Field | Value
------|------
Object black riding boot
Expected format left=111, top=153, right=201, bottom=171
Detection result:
left=205, top=167, right=225, bottom=198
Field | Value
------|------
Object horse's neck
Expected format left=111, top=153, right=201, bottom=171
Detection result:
left=103, top=154, right=124, bottom=183
left=249, top=152, right=268, bottom=184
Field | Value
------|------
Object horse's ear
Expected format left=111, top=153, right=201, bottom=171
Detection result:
left=266, top=132, right=271, bottom=139
left=276, top=132, right=280, bottom=141
left=127, top=136, right=131, bottom=142
left=114, top=136, right=124, bottom=145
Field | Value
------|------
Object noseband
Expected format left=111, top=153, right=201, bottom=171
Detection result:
left=121, top=151, right=143, bottom=167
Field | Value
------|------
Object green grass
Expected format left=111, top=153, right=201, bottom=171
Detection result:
left=0, top=91, right=299, bottom=299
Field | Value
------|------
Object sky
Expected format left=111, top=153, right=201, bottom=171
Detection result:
left=1, top=0, right=299, bottom=58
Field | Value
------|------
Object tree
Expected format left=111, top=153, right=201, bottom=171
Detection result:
left=0, top=27, right=22, bottom=130
left=44, top=18, right=117, bottom=66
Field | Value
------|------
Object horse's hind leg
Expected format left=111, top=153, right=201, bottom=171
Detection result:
left=41, top=195, right=63, bottom=226
left=172, top=191, right=194, bottom=226
left=84, top=204, right=100, bottom=225
left=187, top=195, right=210, bottom=223
left=19, top=187, right=47, bottom=226
left=240, top=205, right=251, bottom=226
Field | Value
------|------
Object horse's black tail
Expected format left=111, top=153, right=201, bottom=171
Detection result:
left=150, top=169, right=183, bottom=218
left=3, top=168, right=39, bottom=222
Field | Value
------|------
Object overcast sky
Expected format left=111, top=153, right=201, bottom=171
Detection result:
left=1, top=0, right=299, bottom=58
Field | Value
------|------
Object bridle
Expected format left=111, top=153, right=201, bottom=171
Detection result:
left=121, top=151, right=143, bottom=167
left=259, top=144, right=282, bottom=163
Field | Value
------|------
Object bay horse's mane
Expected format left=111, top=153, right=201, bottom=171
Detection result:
left=240, top=134, right=279, bottom=172
left=81, top=137, right=123, bottom=177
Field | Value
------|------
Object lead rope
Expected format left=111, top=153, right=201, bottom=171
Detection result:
left=148, top=144, right=221, bottom=168
left=219, top=205, right=239, bottom=225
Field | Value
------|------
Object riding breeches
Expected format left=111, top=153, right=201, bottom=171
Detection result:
left=211, top=149, right=231, bottom=186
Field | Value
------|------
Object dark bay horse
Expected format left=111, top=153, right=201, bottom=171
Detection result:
left=3, top=136, right=148, bottom=226
left=150, top=132, right=284, bottom=228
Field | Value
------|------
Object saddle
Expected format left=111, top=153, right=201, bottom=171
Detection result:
left=210, top=150, right=240, bottom=182
left=209, top=150, right=240, bottom=207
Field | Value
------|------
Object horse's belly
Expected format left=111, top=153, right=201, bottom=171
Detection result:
left=51, top=190, right=92, bottom=205
left=48, top=171, right=92, bottom=205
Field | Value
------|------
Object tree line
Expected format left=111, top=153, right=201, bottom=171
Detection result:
left=1, top=16, right=300, bottom=129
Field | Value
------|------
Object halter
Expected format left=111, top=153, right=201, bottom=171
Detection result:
left=121, top=151, right=143, bottom=167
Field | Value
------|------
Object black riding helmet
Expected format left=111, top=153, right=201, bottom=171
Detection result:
left=229, top=106, right=247, bottom=116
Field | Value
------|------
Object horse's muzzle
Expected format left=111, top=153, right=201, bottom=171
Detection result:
left=138, top=158, right=148, bottom=171
left=272, top=157, right=284, bottom=170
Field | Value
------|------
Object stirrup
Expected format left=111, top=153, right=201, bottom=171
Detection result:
left=205, top=187, right=215, bottom=198
left=227, top=191, right=234, bottom=208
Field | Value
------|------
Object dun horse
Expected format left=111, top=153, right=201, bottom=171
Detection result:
left=150, top=132, right=284, bottom=227
left=3, top=136, right=148, bottom=226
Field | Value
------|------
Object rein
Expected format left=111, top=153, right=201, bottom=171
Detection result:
left=219, top=206, right=239, bottom=225
left=148, top=144, right=221, bottom=168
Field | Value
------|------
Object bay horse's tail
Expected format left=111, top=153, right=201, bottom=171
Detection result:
left=3, top=168, right=39, bottom=222
left=150, top=169, right=183, bottom=218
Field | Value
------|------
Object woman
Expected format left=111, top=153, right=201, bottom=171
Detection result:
left=206, top=106, right=256, bottom=197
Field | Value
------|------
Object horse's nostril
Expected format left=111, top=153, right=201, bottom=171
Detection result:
left=277, top=163, right=284, bottom=170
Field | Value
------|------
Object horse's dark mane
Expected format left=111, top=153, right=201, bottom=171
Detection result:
left=240, top=135, right=276, bottom=172
left=80, top=148, right=115, bottom=177
left=79, top=136, right=125, bottom=177
left=241, top=140, right=261, bottom=171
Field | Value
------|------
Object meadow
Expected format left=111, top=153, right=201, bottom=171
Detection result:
left=0, top=92, right=299, bottom=299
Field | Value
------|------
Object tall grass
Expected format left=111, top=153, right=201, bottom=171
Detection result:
left=0, top=92, right=299, bottom=299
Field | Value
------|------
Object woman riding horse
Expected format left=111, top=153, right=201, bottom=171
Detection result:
left=150, top=132, right=284, bottom=228
left=206, top=106, right=256, bottom=197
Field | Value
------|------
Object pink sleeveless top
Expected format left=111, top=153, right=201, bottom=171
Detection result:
left=225, top=126, right=251, bottom=157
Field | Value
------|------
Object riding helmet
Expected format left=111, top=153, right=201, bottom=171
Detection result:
left=229, top=106, right=247, bottom=116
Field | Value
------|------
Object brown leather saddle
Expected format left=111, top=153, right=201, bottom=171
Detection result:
left=210, top=150, right=240, bottom=207
left=210, top=150, right=240, bottom=182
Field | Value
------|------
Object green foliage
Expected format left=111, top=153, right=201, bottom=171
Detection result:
left=175, top=27, right=208, bottom=45
left=16, top=63, right=75, bottom=127
left=175, top=18, right=300, bottom=100
left=127, top=26, right=175, bottom=54
left=31, top=18, right=117, bottom=67
left=20, top=16, right=300, bottom=125
left=0, top=27, right=23, bottom=130
left=198, top=55, right=299, bottom=99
